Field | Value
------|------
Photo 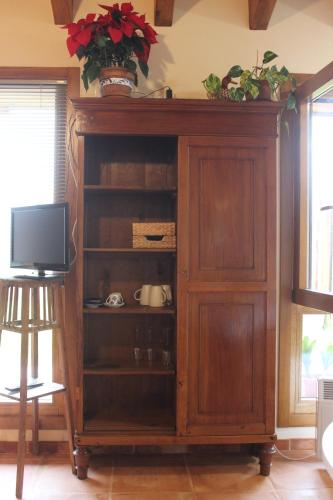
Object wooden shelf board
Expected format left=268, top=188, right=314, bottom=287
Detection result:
left=83, top=306, right=176, bottom=315
left=84, top=361, right=175, bottom=376
left=84, top=410, right=175, bottom=432
left=84, top=247, right=176, bottom=254
left=0, top=382, right=65, bottom=402
left=84, top=185, right=177, bottom=194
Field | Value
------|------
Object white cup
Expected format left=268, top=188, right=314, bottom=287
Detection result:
left=149, top=285, right=167, bottom=307
left=134, top=284, right=152, bottom=305
left=161, top=284, right=172, bottom=305
left=105, top=292, right=125, bottom=307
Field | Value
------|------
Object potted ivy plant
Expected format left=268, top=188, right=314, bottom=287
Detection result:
left=63, top=2, right=158, bottom=96
left=203, top=51, right=297, bottom=111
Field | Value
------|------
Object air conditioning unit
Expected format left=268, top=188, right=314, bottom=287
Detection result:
left=317, top=376, right=333, bottom=479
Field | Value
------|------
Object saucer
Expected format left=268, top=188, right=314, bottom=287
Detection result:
left=104, top=302, right=125, bottom=308
left=84, top=298, right=104, bottom=308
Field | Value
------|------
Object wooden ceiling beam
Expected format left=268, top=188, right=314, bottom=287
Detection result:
left=51, top=0, right=73, bottom=25
left=155, top=0, right=175, bottom=27
left=249, top=0, right=277, bottom=30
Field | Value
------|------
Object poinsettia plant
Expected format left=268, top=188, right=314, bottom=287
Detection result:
left=64, top=2, right=158, bottom=90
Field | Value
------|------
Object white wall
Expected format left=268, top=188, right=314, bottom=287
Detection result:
left=1, top=0, right=333, bottom=96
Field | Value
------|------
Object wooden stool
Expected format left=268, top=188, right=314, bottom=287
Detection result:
left=0, top=277, right=75, bottom=499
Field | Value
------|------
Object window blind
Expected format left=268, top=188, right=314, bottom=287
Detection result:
left=0, top=83, right=67, bottom=202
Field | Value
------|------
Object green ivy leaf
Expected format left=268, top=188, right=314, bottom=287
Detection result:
left=229, top=87, right=245, bottom=102
left=203, top=74, right=221, bottom=94
left=249, top=83, right=259, bottom=99
left=287, top=93, right=297, bottom=111
left=228, top=65, right=243, bottom=78
left=240, top=69, right=252, bottom=87
left=280, top=66, right=289, bottom=77
left=263, top=51, right=278, bottom=64
left=291, top=76, right=297, bottom=90
left=234, top=87, right=245, bottom=101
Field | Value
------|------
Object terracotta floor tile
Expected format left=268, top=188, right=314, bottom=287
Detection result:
left=33, top=463, right=112, bottom=495
left=195, top=493, right=279, bottom=500
left=110, top=494, right=194, bottom=500
left=276, top=489, right=333, bottom=499
left=31, top=494, right=110, bottom=500
left=270, top=456, right=333, bottom=490
left=274, top=450, right=318, bottom=460
left=111, top=455, right=192, bottom=493
left=0, top=463, right=41, bottom=498
left=186, top=455, right=275, bottom=494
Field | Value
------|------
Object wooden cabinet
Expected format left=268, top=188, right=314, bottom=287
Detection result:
left=67, top=98, right=280, bottom=479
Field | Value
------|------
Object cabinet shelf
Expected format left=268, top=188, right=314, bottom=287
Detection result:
left=84, top=409, right=175, bottom=432
left=84, top=361, right=175, bottom=376
left=84, top=185, right=176, bottom=194
left=84, top=247, right=176, bottom=254
left=83, top=306, right=176, bottom=315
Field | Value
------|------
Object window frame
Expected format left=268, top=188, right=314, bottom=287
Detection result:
left=0, top=67, right=79, bottom=430
left=279, top=64, right=333, bottom=426
left=293, top=61, right=333, bottom=313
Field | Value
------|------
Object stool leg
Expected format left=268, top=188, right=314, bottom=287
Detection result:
left=54, top=285, right=76, bottom=474
left=31, top=329, right=39, bottom=455
left=16, top=332, right=29, bottom=499
left=0, top=285, right=8, bottom=348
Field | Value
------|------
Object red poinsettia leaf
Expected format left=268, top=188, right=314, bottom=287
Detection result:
left=85, top=13, right=96, bottom=23
left=139, top=14, right=146, bottom=27
left=107, top=27, right=123, bottom=43
left=143, top=24, right=158, bottom=44
left=121, top=2, right=134, bottom=14
left=76, top=27, right=93, bottom=47
left=120, top=20, right=134, bottom=37
left=97, top=13, right=112, bottom=25
left=66, top=36, right=81, bottom=56
left=128, top=12, right=146, bottom=29
left=65, top=22, right=81, bottom=36
left=99, top=3, right=119, bottom=12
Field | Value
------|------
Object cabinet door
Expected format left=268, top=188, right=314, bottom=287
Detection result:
left=185, top=291, right=268, bottom=435
left=180, top=137, right=273, bottom=283
left=177, top=136, right=276, bottom=436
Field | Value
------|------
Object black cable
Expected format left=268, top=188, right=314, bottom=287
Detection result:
left=132, top=86, right=173, bottom=98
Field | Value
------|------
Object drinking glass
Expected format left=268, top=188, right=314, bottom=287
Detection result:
left=134, top=327, right=142, bottom=365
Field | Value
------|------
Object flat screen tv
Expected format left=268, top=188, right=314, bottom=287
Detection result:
left=10, top=203, right=69, bottom=277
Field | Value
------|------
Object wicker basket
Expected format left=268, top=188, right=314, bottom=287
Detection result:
left=132, top=222, right=176, bottom=248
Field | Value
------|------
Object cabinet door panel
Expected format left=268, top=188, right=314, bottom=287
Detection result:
left=187, top=144, right=267, bottom=282
left=186, top=292, right=267, bottom=435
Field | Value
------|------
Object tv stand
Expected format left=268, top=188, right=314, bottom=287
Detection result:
left=0, top=276, right=75, bottom=498
left=14, top=273, right=65, bottom=281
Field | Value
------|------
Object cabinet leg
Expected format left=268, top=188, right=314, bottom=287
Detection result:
left=259, top=443, right=275, bottom=476
left=73, top=447, right=90, bottom=480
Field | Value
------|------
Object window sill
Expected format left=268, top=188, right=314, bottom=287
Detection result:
left=277, top=426, right=316, bottom=439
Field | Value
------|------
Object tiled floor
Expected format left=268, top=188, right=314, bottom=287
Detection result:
left=0, top=451, right=333, bottom=499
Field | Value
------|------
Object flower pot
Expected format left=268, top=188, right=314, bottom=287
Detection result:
left=258, top=80, right=271, bottom=100
left=99, top=67, right=136, bottom=98
left=246, top=80, right=272, bottom=101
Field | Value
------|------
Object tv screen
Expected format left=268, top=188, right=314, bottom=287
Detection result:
left=10, top=203, right=69, bottom=275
